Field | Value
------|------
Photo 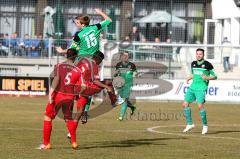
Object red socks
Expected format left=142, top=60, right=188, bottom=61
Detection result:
left=66, top=120, right=78, bottom=143
left=43, top=120, right=78, bottom=145
left=43, top=120, right=52, bottom=145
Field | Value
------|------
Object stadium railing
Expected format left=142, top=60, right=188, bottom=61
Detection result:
left=0, top=38, right=240, bottom=79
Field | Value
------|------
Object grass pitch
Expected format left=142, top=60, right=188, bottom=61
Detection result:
left=0, top=96, right=240, bottom=159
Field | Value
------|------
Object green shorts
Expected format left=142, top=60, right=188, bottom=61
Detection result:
left=117, top=84, right=132, bottom=99
left=184, top=88, right=206, bottom=104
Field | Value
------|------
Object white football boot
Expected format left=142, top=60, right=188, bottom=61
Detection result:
left=183, top=124, right=195, bottom=133
left=202, top=125, right=208, bottom=135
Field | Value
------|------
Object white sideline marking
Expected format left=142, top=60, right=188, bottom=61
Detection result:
left=147, top=125, right=240, bottom=141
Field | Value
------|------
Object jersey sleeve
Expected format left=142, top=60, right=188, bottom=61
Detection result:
left=190, top=62, right=194, bottom=74
left=206, top=62, right=214, bottom=70
left=69, top=32, right=80, bottom=51
left=99, top=19, right=112, bottom=31
left=208, top=62, right=217, bottom=79
left=209, top=70, right=217, bottom=79
left=130, top=63, right=137, bottom=72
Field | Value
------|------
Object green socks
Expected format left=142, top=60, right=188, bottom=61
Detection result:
left=184, top=107, right=193, bottom=125
left=184, top=107, right=207, bottom=126
left=199, top=108, right=207, bottom=126
left=120, top=102, right=128, bottom=118
left=84, top=97, right=92, bottom=112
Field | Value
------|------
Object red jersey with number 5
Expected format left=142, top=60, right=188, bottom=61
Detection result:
left=54, top=62, right=76, bottom=94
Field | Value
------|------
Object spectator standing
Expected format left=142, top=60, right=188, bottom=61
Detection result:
left=129, top=26, right=142, bottom=41
left=222, top=37, right=232, bottom=73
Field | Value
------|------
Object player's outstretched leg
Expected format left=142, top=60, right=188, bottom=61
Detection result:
left=198, top=104, right=208, bottom=135
left=80, top=96, right=92, bottom=124
left=183, top=102, right=195, bottom=132
left=118, top=102, right=128, bottom=121
left=126, top=99, right=136, bottom=115
left=84, top=96, right=92, bottom=112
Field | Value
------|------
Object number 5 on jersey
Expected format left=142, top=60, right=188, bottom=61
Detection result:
left=65, top=72, right=72, bottom=85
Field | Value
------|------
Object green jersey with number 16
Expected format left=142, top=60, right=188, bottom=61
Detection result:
left=70, top=19, right=111, bottom=56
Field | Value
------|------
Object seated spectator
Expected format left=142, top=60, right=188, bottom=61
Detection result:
left=0, top=34, right=8, bottom=56
left=166, top=37, right=171, bottom=43
left=125, top=35, right=130, bottom=41
left=155, top=37, right=161, bottom=43
left=154, top=37, right=161, bottom=50
left=31, top=35, right=41, bottom=57
left=37, top=33, right=46, bottom=57
left=2, top=33, right=10, bottom=48
left=139, top=37, right=153, bottom=50
left=21, top=34, right=33, bottom=57
left=9, top=32, right=20, bottom=56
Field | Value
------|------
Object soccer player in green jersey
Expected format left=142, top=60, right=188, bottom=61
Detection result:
left=56, top=8, right=112, bottom=58
left=114, top=52, right=137, bottom=121
left=56, top=8, right=112, bottom=120
left=182, top=48, right=217, bottom=134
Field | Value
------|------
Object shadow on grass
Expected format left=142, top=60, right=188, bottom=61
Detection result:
left=68, top=137, right=187, bottom=150
left=207, top=130, right=240, bottom=135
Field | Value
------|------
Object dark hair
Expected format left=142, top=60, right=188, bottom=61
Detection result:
left=66, top=48, right=77, bottom=60
left=196, top=48, right=204, bottom=55
left=93, top=51, right=104, bottom=61
left=121, top=51, right=129, bottom=56
left=75, top=15, right=90, bottom=26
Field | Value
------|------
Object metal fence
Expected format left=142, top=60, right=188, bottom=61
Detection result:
left=1, top=37, right=239, bottom=63
left=0, top=0, right=239, bottom=80
left=0, top=37, right=69, bottom=58
left=1, top=37, right=240, bottom=80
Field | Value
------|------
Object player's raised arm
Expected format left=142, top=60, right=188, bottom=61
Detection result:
left=93, top=80, right=113, bottom=92
left=95, top=8, right=112, bottom=22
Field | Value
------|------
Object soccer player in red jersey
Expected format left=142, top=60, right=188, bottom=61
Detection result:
left=39, top=49, right=79, bottom=150
left=66, top=51, right=118, bottom=140
left=70, top=51, right=117, bottom=115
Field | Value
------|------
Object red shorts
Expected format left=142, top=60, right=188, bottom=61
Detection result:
left=45, top=92, right=74, bottom=120
left=76, top=96, right=89, bottom=110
